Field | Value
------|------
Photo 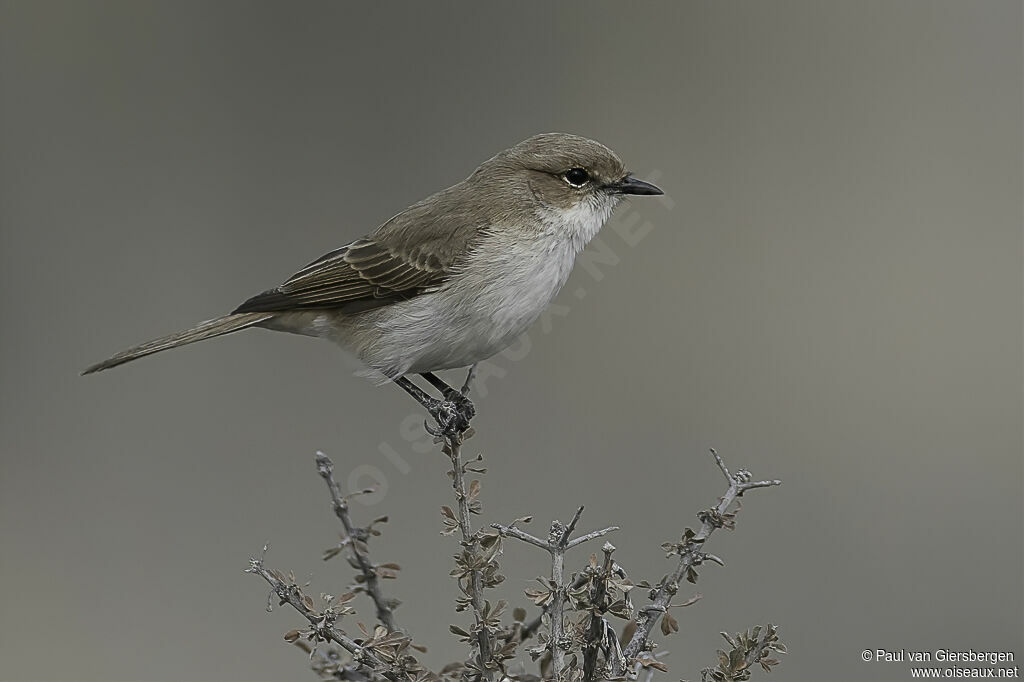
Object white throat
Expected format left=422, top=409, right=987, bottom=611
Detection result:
left=536, top=194, right=619, bottom=254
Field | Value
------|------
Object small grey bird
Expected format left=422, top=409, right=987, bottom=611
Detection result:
left=84, top=133, right=662, bottom=431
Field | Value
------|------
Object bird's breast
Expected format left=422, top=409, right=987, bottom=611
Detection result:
left=452, top=232, right=577, bottom=345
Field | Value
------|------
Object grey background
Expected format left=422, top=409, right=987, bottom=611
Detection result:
left=1, top=2, right=1021, bottom=681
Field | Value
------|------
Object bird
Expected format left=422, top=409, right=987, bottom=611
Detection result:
left=84, top=133, right=663, bottom=433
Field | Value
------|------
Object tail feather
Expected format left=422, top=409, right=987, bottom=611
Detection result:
left=82, top=312, right=275, bottom=374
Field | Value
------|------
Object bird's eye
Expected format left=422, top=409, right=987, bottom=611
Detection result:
left=562, top=168, right=590, bottom=187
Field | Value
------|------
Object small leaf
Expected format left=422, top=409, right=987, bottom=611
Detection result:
left=660, top=612, right=679, bottom=636
left=620, top=619, right=637, bottom=646
left=283, top=629, right=301, bottom=642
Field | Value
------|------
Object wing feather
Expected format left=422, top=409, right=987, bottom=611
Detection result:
left=233, top=184, right=485, bottom=314
left=233, top=231, right=458, bottom=314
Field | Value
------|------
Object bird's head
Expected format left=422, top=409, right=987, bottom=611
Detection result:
left=469, top=133, right=662, bottom=242
left=502, top=132, right=661, bottom=202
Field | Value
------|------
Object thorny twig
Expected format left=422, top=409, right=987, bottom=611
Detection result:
left=582, top=543, right=616, bottom=682
left=616, top=449, right=781, bottom=674
left=516, top=569, right=592, bottom=645
left=445, top=431, right=495, bottom=680
left=549, top=520, right=569, bottom=681
left=701, top=624, right=786, bottom=682
left=492, top=507, right=619, bottom=682
left=253, top=404, right=784, bottom=682
left=316, top=452, right=399, bottom=633
left=246, top=551, right=409, bottom=682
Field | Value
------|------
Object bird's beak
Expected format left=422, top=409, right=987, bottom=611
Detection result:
left=606, top=175, right=663, bottom=196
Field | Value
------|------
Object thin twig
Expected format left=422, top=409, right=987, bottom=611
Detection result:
left=616, top=449, right=781, bottom=673
left=495, top=508, right=620, bottom=681
left=316, top=452, right=399, bottom=633
left=548, top=508, right=585, bottom=682
left=582, top=543, right=616, bottom=682
left=549, top=521, right=568, bottom=682
left=446, top=433, right=494, bottom=680
left=566, top=527, right=620, bottom=549
left=517, top=571, right=590, bottom=644
left=559, top=506, right=585, bottom=546
left=491, top=523, right=548, bottom=550
left=247, top=558, right=402, bottom=682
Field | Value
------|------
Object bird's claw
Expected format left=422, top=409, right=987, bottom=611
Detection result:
left=423, top=393, right=475, bottom=438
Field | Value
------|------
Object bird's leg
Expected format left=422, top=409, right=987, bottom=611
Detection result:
left=393, top=376, right=438, bottom=410
left=393, top=376, right=457, bottom=435
left=393, top=375, right=474, bottom=437
left=419, top=372, right=476, bottom=435
left=420, top=371, right=458, bottom=397
left=460, top=364, right=477, bottom=397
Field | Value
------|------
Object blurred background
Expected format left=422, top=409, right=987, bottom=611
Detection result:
left=1, top=2, right=1020, bottom=681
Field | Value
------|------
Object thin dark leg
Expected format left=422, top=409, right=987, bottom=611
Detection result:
left=420, top=372, right=457, bottom=397
left=394, top=376, right=437, bottom=410
left=395, top=374, right=475, bottom=437
left=460, top=364, right=477, bottom=396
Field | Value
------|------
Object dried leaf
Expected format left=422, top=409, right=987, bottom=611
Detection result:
left=620, top=619, right=637, bottom=646
left=660, top=612, right=679, bottom=636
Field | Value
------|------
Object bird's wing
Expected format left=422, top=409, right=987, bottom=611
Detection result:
left=233, top=199, right=481, bottom=314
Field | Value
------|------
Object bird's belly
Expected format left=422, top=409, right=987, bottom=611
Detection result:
left=268, top=237, right=577, bottom=378
left=397, top=279, right=562, bottom=374
left=369, top=242, right=575, bottom=375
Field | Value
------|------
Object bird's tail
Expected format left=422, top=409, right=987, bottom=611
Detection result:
left=82, top=312, right=275, bottom=374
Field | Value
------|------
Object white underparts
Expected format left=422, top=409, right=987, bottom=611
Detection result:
left=267, top=195, right=620, bottom=378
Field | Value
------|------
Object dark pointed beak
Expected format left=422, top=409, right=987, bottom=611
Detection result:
left=606, top=175, right=663, bottom=196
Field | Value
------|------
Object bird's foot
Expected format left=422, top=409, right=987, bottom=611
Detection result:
left=424, top=390, right=475, bottom=439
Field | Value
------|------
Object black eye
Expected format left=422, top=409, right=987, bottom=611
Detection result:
left=563, top=168, right=590, bottom=187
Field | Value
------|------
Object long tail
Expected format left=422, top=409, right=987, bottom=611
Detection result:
left=82, top=312, right=275, bottom=374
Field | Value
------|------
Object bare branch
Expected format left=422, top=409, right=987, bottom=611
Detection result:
left=445, top=433, right=495, bottom=680
left=497, top=507, right=623, bottom=680
left=246, top=555, right=405, bottom=682
left=559, top=506, right=585, bottom=547
left=549, top=523, right=568, bottom=682
left=616, top=449, right=781, bottom=673
left=566, top=526, right=620, bottom=549
left=253, top=396, right=784, bottom=682
left=491, top=522, right=549, bottom=551
left=316, top=452, right=399, bottom=633
left=582, top=543, right=616, bottom=682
